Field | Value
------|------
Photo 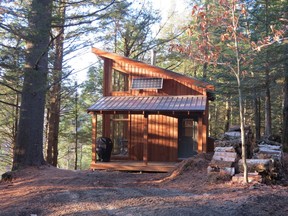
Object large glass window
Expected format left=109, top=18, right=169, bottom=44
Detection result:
left=112, top=69, right=129, bottom=91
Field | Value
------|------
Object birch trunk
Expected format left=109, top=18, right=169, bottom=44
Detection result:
left=232, top=3, right=248, bottom=183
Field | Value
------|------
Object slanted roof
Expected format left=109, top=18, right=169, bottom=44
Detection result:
left=92, top=47, right=215, bottom=93
left=87, top=95, right=206, bottom=114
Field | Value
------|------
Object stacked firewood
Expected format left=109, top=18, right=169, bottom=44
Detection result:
left=207, top=126, right=253, bottom=180
left=209, top=126, right=284, bottom=183
left=233, top=137, right=283, bottom=183
left=207, top=146, right=238, bottom=177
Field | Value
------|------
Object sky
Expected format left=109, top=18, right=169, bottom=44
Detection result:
left=68, top=0, right=190, bottom=84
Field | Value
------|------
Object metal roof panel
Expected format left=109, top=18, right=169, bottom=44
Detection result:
left=88, top=96, right=207, bottom=113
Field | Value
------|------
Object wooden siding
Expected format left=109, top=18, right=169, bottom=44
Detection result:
left=129, top=114, right=144, bottom=160
left=111, top=60, right=207, bottom=96
left=93, top=47, right=214, bottom=91
left=148, top=115, right=178, bottom=162
left=128, top=114, right=178, bottom=162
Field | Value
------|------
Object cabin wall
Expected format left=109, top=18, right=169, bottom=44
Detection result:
left=111, top=60, right=204, bottom=97
left=129, top=114, right=144, bottom=160
left=148, top=115, right=178, bottom=162
left=129, top=114, right=178, bottom=162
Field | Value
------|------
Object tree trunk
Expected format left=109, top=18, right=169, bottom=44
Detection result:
left=12, top=0, right=53, bottom=170
left=46, top=0, right=66, bottom=167
left=74, top=82, right=78, bottom=170
left=264, top=0, right=272, bottom=136
left=232, top=2, right=248, bottom=183
left=283, top=43, right=288, bottom=151
left=282, top=3, right=288, bottom=151
left=237, top=77, right=248, bottom=183
left=224, top=99, right=231, bottom=132
left=264, top=69, right=272, bottom=136
left=254, top=95, right=261, bottom=141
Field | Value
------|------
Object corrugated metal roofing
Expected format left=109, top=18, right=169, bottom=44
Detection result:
left=87, top=95, right=207, bottom=113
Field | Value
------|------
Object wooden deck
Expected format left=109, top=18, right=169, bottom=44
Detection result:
left=90, top=161, right=178, bottom=173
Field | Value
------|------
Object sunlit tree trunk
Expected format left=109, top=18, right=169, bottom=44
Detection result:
left=224, top=98, right=231, bottom=132
left=13, top=0, right=53, bottom=170
left=231, top=3, right=248, bottom=183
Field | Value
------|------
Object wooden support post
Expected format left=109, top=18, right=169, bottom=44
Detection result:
left=91, top=113, right=97, bottom=164
left=197, top=115, right=203, bottom=153
left=202, top=101, right=209, bottom=152
left=143, top=113, right=148, bottom=165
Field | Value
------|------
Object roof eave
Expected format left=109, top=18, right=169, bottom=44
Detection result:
left=91, top=47, right=215, bottom=92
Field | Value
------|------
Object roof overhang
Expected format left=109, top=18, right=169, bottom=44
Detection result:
left=92, top=47, right=215, bottom=93
left=87, top=95, right=207, bottom=115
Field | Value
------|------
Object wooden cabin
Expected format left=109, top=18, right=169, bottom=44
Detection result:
left=87, top=47, right=215, bottom=172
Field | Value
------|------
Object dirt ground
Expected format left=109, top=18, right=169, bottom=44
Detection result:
left=1, top=153, right=288, bottom=216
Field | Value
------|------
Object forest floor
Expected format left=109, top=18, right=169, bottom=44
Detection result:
left=1, top=153, right=288, bottom=216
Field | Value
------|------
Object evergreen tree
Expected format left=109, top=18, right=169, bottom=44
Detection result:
left=13, top=0, right=53, bottom=170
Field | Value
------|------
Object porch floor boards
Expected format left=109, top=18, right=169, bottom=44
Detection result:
left=90, top=161, right=178, bottom=173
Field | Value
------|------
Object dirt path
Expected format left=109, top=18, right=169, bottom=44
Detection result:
left=1, top=154, right=288, bottom=216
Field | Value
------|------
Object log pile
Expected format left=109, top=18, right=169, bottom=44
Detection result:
left=214, top=126, right=253, bottom=157
left=251, top=138, right=283, bottom=181
left=207, top=147, right=238, bottom=178
left=208, top=126, right=253, bottom=180
left=208, top=126, right=284, bottom=183
left=232, top=137, right=283, bottom=183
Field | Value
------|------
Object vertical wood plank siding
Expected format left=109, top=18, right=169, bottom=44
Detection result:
left=112, top=61, right=201, bottom=97
left=147, top=115, right=178, bottom=162
left=130, top=114, right=144, bottom=160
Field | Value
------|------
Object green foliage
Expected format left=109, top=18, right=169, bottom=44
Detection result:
left=99, top=0, right=165, bottom=60
left=56, top=64, right=103, bottom=170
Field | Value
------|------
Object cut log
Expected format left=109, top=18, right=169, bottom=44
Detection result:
left=232, top=173, right=262, bottom=183
left=258, top=144, right=281, bottom=150
left=214, top=146, right=236, bottom=152
left=254, top=146, right=282, bottom=161
left=209, top=159, right=234, bottom=168
left=214, top=139, right=241, bottom=148
left=238, top=159, right=273, bottom=173
left=254, top=153, right=280, bottom=160
left=207, top=166, right=235, bottom=176
left=221, top=167, right=235, bottom=176
left=224, top=131, right=241, bottom=139
left=259, top=139, right=282, bottom=146
left=228, top=125, right=251, bottom=132
left=212, top=151, right=238, bottom=162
